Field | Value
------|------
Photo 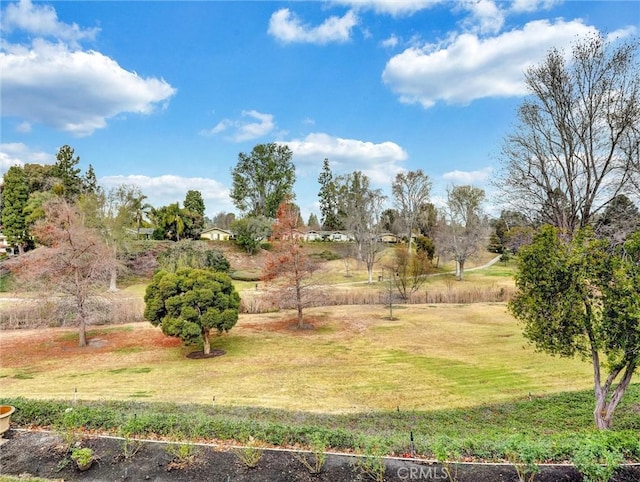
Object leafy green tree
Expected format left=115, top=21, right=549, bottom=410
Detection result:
left=231, top=143, right=295, bottom=218
left=82, top=164, right=100, bottom=195
left=23, top=163, right=56, bottom=193
left=129, top=192, right=152, bottom=238
left=317, top=158, right=343, bottom=230
left=52, top=145, right=83, bottom=201
left=1, top=166, right=31, bottom=254
left=184, top=190, right=205, bottom=217
left=307, top=213, right=320, bottom=230
left=150, top=202, right=187, bottom=241
left=158, top=240, right=230, bottom=273
left=594, top=194, right=640, bottom=247
left=231, top=216, right=272, bottom=255
left=183, top=190, right=205, bottom=239
left=144, top=268, right=240, bottom=355
left=509, top=226, right=640, bottom=429
left=415, top=236, right=435, bottom=262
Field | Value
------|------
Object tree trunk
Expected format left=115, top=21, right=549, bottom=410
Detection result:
left=202, top=329, right=210, bottom=355
left=593, top=359, right=636, bottom=429
left=78, top=316, right=87, bottom=347
left=109, top=267, right=118, bottom=292
left=295, top=280, right=304, bottom=329
left=458, top=260, right=465, bottom=281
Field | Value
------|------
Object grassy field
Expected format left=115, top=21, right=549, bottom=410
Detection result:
left=0, top=303, right=593, bottom=413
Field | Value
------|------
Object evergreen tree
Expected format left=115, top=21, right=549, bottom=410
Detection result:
left=1, top=166, right=31, bottom=254
left=317, top=158, right=343, bottom=230
left=307, top=213, right=320, bottom=229
left=52, top=145, right=83, bottom=200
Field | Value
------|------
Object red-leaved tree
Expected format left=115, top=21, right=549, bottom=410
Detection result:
left=9, top=199, right=117, bottom=347
left=262, top=200, right=320, bottom=329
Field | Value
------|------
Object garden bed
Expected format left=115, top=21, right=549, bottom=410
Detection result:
left=5, top=429, right=637, bottom=482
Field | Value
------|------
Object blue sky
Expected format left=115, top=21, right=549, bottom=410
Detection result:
left=1, top=0, right=638, bottom=220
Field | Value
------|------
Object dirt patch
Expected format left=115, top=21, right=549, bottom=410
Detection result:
left=0, top=324, right=181, bottom=368
left=241, top=315, right=325, bottom=334
left=186, top=349, right=226, bottom=359
left=5, top=429, right=635, bottom=482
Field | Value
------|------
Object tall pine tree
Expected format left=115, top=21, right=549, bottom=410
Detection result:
left=317, top=158, right=343, bottom=230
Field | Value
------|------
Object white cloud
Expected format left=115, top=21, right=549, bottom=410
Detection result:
left=15, top=121, right=32, bottom=133
left=381, top=35, right=399, bottom=48
left=442, top=167, right=493, bottom=184
left=268, top=8, right=358, bottom=44
left=382, top=19, right=596, bottom=108
left=460, top=0, right=504, bottom=34
left=0, top=1, right=176, bottom=137
left=100, top=174, right=233, bottom=217
left=510, top=0, right=561, bottom=13
left=333, top=0, right=441, bottom=17
left=1, top=40, right=176, bottom=137
left=201, top=110, right=276, bottom=142
left=1, top=0, right=99, bottom=46
left=282, top=132, right=407, bottom=184
left=0, top=142, right=54, bottom=176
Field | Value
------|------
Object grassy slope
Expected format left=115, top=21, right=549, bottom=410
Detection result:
left=1, top=303, right=592, bottom=412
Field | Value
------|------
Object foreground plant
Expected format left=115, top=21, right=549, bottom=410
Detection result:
left=293, top=435, right=327, bottom=474
left=233, top=436, right=264, bottom=469
left=510, top=227, right=640, bottom=429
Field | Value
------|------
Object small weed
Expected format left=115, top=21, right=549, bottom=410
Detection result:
left=354, top=444, right=386, bottom=482
left=119, top=436, right=143, bottom=461
left=504, top=436, right=542, bottom=482
left=294, top=435, right=327, bottom=474
left=166, top=443, right=198, bottom=470
left=70, top=447, right=94, bottom=468
left=233, top=436, right=264, bottom=469
left=432, top=437, right=461, bottom=482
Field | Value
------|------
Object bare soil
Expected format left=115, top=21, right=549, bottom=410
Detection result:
left=3, top=429, right=640, bottom=481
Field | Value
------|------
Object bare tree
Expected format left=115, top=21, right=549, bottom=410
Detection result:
left=262, top=200, right=321, bottom=328
left=495, top=34, right=640, bottom=233
left=392, top=169, right=432, bottom=253
left=439, top=186, right=488, bottom=281
left=8, top=199, right=117, bottom=347
left=336, top=171, right=386, bottom=283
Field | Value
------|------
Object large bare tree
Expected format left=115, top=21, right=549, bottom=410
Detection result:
left=392, top=169, right=432, bottom=253
left=439, top=185, right=488, bottom=281
left=9, top=199, right=117, bottom=347
left=495, top=34, right=640, bottom=233
left=336, top=171, right=386, bottom=284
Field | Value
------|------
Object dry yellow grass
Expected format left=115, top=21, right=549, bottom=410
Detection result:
left=0, top=303, right=592, bottom=413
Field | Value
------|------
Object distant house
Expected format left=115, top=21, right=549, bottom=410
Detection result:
left=378, top=233, right=400, bottom=243
left=125, top=228, right=155, bottom=240
left=0, top=231, right=8, bottom=254
left=201, top=227, right=233, bottom=241
left=330, top=231, right=351, bottom=242
left=305, top=230, right=323, bottom=242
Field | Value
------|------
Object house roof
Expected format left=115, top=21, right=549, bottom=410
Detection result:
left=201, top=226, right=232, bottom=235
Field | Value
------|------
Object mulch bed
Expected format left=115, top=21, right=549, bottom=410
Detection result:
left=3, top=429, right=640, bottom=481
